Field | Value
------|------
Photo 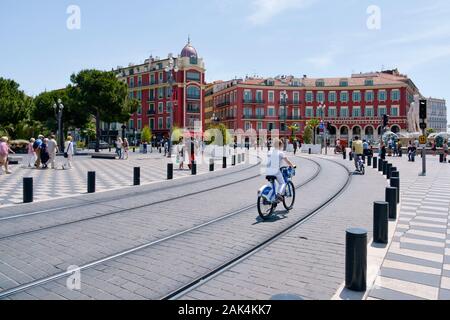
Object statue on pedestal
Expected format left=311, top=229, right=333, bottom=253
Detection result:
left=407, top=94, right=421, bottom=133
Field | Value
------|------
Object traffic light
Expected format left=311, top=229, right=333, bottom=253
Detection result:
left=419, top=100, right=427, bottom=120
left=383, top=114, right=389, bottom=127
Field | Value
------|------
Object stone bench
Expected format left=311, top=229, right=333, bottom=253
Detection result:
left=91, top=154, right=117, bottom=160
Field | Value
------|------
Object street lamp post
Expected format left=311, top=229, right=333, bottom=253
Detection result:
left=318, top=102, right=327, bottom=155
left=281, top=90, right=288, bottom=149
left=165, top=54, right=179, bottom=158
left=53, top=99, right=65, bottom=152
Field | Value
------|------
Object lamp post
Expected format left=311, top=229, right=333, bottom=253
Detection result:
left=165, top=54, right=179, bottom=158
left=53, top=99, right=65, bottom=152
left=318, top=102, right=327, bottom=155
left=281, top=90, right=288, bottom=147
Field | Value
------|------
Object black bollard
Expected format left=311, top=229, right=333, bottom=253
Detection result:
left=386, top=187, right=398, bottom=220
left=440, top=154, right=445, bottom=163
left=343, top=150, right=347, bottom=160
left=378, top=158, right=383, bottom=172
left=373, top=156, right=378, bottom=169
left=389, top=166, right=397, bottom=180
left=382, top=161, right=388, bottom=176
left=133, top=167, right=140, bottom=186
left=223, top=157, right=227, bottom=169
left=386, top=163, right=393, bottom=179
left=390, top=177, right=401, bottom=204
left=232, top=155, right=236, bottom=166
left=373, top=202, right=389, bottom=244
left=192, top=161, right=197, bottom=175
left=368, top=156, right=372, bottom=167
left=350, top=152, right=353, bottom=161
left=209, top=158, right=215, bottom=172
left=345, top=228, right=367, bottom=292
left=391, top=170, right=400, bottom=179
left=309, top=148, right=312, bottom=155
left=87, top=171, right=96, bottom=194
left=167, top=163, right=173, bottom=180
left=23, top=177, right=33, bottom=203
left=133, top=147, right=136, bottom=153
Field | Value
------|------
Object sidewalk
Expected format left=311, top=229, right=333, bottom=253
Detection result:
left=367, top=155, right=450, bottom=300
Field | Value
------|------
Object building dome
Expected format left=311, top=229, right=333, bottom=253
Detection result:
left=181, top=38, right=198, bottom=58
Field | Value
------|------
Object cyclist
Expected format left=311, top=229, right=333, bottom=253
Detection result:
left=266, top=138, right=296, bottom=202
left=352, top=136, right=364, bottom=172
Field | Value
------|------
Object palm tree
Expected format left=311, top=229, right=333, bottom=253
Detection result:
left=288, top=124, right=300, bottom=142
left=307, top=119, right=321, bottom=145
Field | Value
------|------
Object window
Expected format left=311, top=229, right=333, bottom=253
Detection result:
left=340, top=107, right=349, bottom=118
left=137, top=105, right=142, bottom=115
left=138, top=76, right=142, bottom=87
left=352, top=91, right=361, bottom=102
left=293, top=108, right=300, bottom=119
left=352, top=107, right=361, bottom=118
left=316, top=80, right=325, bottom=87
left=150, top=74, right=155, bottom=85
left=268, top=91, right=274, bottom=103
left=129, top=120, right=134, bottom=130
left=256, top=108, right=265, bottom=117
left=187, top=86, right=200, bottom=99
left=243, top=107, right=252, bottom=117
left=137, top=119, right=142, bottom=130
left=391, top=106, right=399, bottom=117
left=137, top=90, right=142, bottom=101
left=378, top=106, right=387, bottom=117
left=158, top=102, right=164, bottom=114
left=245, top=122, right=251, bottom=131
left=257, top=122, right=263, bottom=130
left=365, top=79, right=374, bottom=86
left=158, top=118, right=163, bottom=129
left=317, top=92, right=325, bottom=103
left=129, top=91, right=134, bottom=99
left=391, top=90, right=400, bottom=101
left=130, top=78, right=134, bottom=88
left=293, top=92, right=300, bottom=104
left=166, top=102, right=172, bottom=113
left=149, top=119, right=155, bottom=130
left=190, top=56, right=198, bottom=65
left=340, top=80, right=348, bottom=87
left=378, top=90, right=387, bottom=102
left=158, top=88, right=164, bottom=99
left=328, top=107, right=337, bottom=118
left=244, top=90, right=252, bottom=102
left=365, top=91, right=374, bottom=102
left=340, top=91, right=349, bottom=103
left=305, top=107, right=313, bottom=118
left=316, top=108, right=324, bottom=118
left=365, top=107, right=374, bottom=117
left=328, top=92, right=337, bottom=103
left=159, top=72, right=164, bottom=84
left=186, top=71, right=200, bottom=81
left=256, top=90, right=263, bottom=102
left=267, top=106, right=275, bottom=117
left=306, top=91, right=314, bottom=103
left=166, top=117, right=171, bottom=129
left=268, top=123, right=276, bottom=131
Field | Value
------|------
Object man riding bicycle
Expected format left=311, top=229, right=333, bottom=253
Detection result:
left=352, top=136, right=364, bottom=171
left=266, top=138, right=296, bottom=202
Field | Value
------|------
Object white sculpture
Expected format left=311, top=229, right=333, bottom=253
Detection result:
left=407, top=94, right=421, bottom=133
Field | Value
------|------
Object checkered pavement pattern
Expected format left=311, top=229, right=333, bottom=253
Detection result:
left=0, top=151, right=232, bottom=207
left=368, top=156, right=450, bottom=300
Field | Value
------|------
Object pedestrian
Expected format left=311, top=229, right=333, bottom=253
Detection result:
left=177, top=137, right=185, bottom=170
left=398, top=141, right=403, bottom=157
left=408, top=142, right=417, bottom=162
left=143, top=141, right=148, bottom=154
left=33, top=135, right=44, bottom=168
left=40, top=138, right=50, bottom=169
left=62, top=136, right=74, bottom=170
left=25, top=138, right=36, bottom=168
left=47, top=135, right=59, bottom=169
left=443, top=140, right=448, bottom=163
left=380, top=143, right=387, bottom=160
left=164, top=139, right=169, bottom=157
left=0, top=136, right=15, bottom=174
left=116, top=137, right=123, bottom=159
left=123, top=138, right=129, bottom=160
left=293, top=139, right=298, bottom=155
left=188, top=137, right=195, bottom=170
left=431, top=142, right=437, bottom=156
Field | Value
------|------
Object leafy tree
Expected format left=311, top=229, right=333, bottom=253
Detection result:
left=68, top=69, right=138, bottom=152
left=0, top=78, right=34, bottom=139
left=426, top=128, right=436, bottom=136
left=303, top=126, right=313, bottom=144
left=206, top=123, right=231, bottom=146
left=288, top=124, right=300, bottom=141
left=141, top=126, right=151, bottom=143
left=307, top=119, right=321, bottom=145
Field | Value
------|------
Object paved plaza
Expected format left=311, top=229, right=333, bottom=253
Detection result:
left=0, top=148, right=449, bottom=300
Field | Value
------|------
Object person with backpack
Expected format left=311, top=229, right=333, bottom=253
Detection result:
left=40, top=138, right=50, bottom=169
left=33, top=135, right=44, bottom=168
left=0, top=137, right=15, bottom=175
left=62, top=136, right=74, bottom=170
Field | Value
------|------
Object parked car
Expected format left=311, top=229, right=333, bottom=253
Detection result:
left=88, top=140, right=109, bottom=150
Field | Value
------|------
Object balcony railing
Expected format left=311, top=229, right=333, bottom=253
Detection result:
left=187, top=95, right=201, bottom=100
left=187, top=108, right=201, bottom=114
left=147, top=110, right=156, bottom=115
left=216, top=101, right=231, bottom=108
left=242, top=99, right=265, bottom=104
left=279, top=100, right=301, bottom=105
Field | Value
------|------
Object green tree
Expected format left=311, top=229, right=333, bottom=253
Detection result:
left=0, top=78, right=34, bottom=139
left=68, top=69, right=137, bottom=152
left=141, top=126, right=152, bottom=143
left=303, top=126, right=313, bottom=144
left=307, top=119, right=321, bottom=145
left=288, top=124, right=300, bottom=141
left=206, top=123, right=231, bottom=146
left=426, top=128, right=436, bottom=136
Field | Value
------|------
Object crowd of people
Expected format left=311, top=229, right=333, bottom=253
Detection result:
left=24, top=135, right=74, bottom=170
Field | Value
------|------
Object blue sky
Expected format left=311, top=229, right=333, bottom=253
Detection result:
left=1, top=0, right=449, bottom=121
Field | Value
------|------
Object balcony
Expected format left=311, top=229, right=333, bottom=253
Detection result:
left=187, top=95, right=201, bottom=100
left=216, top=101, right=231, bottom=108
left=187, top=108, right=201, bottom=114
left=242, top=115, right=254, bottom=120
left=148, top=97, right=155, bottom=102
left=147, top=110, right=156, bottom=116
left=226, top=116, right=236, bottom=120
left=242, top=99, right=265, bottom=104
left=279, top=100, right=301, bottom=105
left=255, top=115, right=265, bottom=120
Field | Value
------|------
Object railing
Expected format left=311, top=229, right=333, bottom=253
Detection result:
left=242, top=99, right=265, bottom=104
left=278, top=100, right=301, bottom=105
left=187, top=95, right=201, bottom=100
left=216, top=101, right=231, bottom=108
left=147, top=110, right=156, bottom=115
left=187, top=108, right=201, bottom=114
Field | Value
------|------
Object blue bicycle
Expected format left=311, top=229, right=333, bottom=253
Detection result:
left=257, top=166, right=296, bottom=220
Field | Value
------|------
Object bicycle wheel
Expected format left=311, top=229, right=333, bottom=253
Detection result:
left=283, top=181, right=296, bottom=211
left=258, top=196, right=275, bottom=220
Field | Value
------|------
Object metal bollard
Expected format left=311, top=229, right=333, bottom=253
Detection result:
left=382, top=161, right=388, bottom=176
left=133, top=167, right=140, bottom=186
left=391, top=170, right=400, bottom=179
left=373, top=202, right=389, bottom=244
left=440, top=154, right=445, bottom=163
left=368, top=156, right=372, bottom=167
left=167, top=163, right=173, bottom=180
left=386, top=163, right=393, bottom=179
left=346, top=228, right=367, bottom=292
left=343, top=150, right=347, bottom=160
left=209, top=158, right=215, bottom=172
left=191, top=161, right=197, bottom=175
left=389, top=166, right=397, bottom=180
left=88, top=171, right=96, bottom=194
left=350, top=152, right=353, bottom=161
left=223, top=157, right=227, bottom=169
left=23, top=177, right=33, bottom=203
left=373, top=156, right=378, bottom=169
left=386, top=187, right=398, bottom=220
left=390, top=177, right=400, bottom=204
left=232, top=155, right=236, bottom=166
left=309, top=148, right=312, bottom=155
left=378, top=158, right=383, bottom=172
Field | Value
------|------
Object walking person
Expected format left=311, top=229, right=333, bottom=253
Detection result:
left=443, top=140, right=448, bottom=163
left=33, top=135, right=44, bottom=168
left=0, top=137, right=15, bottom=175
left=62, top=137, right=74, bottom=170
left=380, top=142, right=387, bottom=160
left=293, top=139, right=298, bottom=155
left=408, top=142, right=417, bottom=162
left=123, top=138, right=129, bottom=160
left=47, top=135, right=59, bottom=169
left=116, top=138, right=123, bottom=159
left=40, top=139, right=50, bottom=169
left=176, top=137, right=185, bottom=170
left=25, top=138, right=36, bottom=168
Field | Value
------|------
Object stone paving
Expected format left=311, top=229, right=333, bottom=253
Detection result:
left=367, top=154, right=450, bottom=300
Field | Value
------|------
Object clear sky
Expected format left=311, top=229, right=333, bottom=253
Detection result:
left=1, top=0, right=449, bottom=121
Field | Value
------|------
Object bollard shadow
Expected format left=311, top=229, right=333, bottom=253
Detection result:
left=253, top=210, right=289, bottom=225
left=337, top=288, right=366, bottom=300
left=371, top=242, right=388, bottom=249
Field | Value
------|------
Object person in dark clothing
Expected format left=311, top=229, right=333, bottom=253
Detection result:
left=380, top=143, right=387, bottom=160
left=40, top=138, right=50, bottom=169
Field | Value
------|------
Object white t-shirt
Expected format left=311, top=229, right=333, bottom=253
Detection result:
left=266, top=149, right=287, bottom=175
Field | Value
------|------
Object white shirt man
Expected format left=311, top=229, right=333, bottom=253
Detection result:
left=47, top=137, right=59, bottom=169
left=265, top=139, right=295, bottom=200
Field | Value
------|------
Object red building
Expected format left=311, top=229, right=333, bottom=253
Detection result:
left=115, top=40, right=206, bottom=142
left=210, top=69, right=419, bottom=144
